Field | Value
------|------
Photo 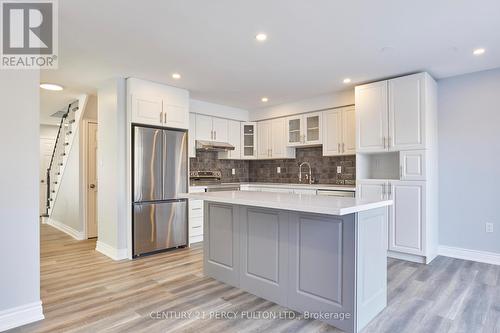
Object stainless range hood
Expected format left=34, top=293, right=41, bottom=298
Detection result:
left=196, top=140, right=235, bottom=152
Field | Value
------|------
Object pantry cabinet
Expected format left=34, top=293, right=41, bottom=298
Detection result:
left=388, top=181, right=426, bottom=256
left=355, top=73, right=430, bottom=153
left=286, top=112, right=322, bottom=147
left=128, top=78, right=189, bottom=129
left=322, top=106, right=355, bottom=156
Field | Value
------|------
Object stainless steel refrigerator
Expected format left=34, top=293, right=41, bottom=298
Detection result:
left=133, top=126, right=188, bottom=257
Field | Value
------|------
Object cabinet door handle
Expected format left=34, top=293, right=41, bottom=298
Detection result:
left=383, top=136, right=386, bottom=149
left=400, top=166, right=403, bottom=179
left=191, top=207, right=202, bottom=211
left=342, top=142, right=345, bottom=153
left=164, top=111, right=167, bottom=123
left=211, top=130, right=213, bottom=140
left=160, top=112, right=164, bottom=123
left=338, top=143, right=340, bottom=152
left=382, top=183, right=386, bottom=198
left=388, top=136, right=391, bottom=149
left=214, top=131, right=216, bottom=140
left=192, top=226, right=202, bottom=229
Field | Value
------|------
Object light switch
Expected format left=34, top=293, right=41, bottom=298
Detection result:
left=337, top=166, right=342, bottom=174
left=277, top=167, right=281, bottom=174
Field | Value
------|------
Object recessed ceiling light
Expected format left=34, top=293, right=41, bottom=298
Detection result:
left=343, top=78, right=352, bottom=84
left=261, top=97, right=269, bottom=102
left=473, top=48, right=485, bottom=55
left=172, top=73, right=181, bottom=79
left=255, top=33, right=267, bottom=42
left=40, top=83, right=63, bottom=91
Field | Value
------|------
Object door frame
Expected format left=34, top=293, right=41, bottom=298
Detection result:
left=82, top=120, right=98, bottom=239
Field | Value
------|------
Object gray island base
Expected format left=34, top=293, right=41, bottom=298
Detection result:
left=199, top=196, right=391, bottom=333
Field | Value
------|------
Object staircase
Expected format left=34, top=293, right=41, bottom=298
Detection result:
left=45, top=100, right=80, bottom=216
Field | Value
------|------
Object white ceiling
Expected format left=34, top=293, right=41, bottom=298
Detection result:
left=41, top=0, right=500, bottom=121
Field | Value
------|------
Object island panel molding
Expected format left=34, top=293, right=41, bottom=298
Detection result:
left=200, top=195, right=390, bottom=333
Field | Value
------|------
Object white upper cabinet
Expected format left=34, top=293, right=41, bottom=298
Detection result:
left=195, top=114, right=213, bottom=141
left=128, top=78, right=189, bottom=129
left=130, top=94, right=163, bottom=126
left=195, top=114, right=228, bottom=142
left=271, top=118, right=295, bottom=159
left=212, top=117, right=228, bottom=142
left=189, top=113, right=196, bottom=158
left=286, top=112, right=322, bottom=147
left=355, top=81, right=388, bottom=153
left=257, top=120, right=272, bottom=159
left=218, top=119, right=242, bottom=160
left=241, top=122, right=257, bottom=159
left=342, top=107, right=356, bottom=155
left=322, top=106, right=356, bottom=156
left=257, top=118, right=295, bottom=159
left=355, top=73, right=431, bottom=153
left=388, top=74, right=425, bottom=150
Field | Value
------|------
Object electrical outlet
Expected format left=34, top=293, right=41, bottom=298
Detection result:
left=231, top=168, right=235, bottom=175
left=486, top=223, right=494, bottom=233
left=337, top=166, right=342, bottom=174
left=277, top=167, right=281, bottom=174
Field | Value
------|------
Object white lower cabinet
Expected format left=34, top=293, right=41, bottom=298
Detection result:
left=356, top=180, right=387, bottom=201
left=189, top=199, right=204, bottom=244
left=388, top=181, right=425, bottom=256
left=357, top=179, right=427, bottom=260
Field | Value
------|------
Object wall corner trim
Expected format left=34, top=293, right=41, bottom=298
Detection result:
left=0, top=301, right=44, bottom=332
left=46, top=218, right=85, bottom=241
left=438, top=245, right=500, bottom=266
left=96, top=241, right=128, bottom=261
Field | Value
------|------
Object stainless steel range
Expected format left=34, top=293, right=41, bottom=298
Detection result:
left=189, top=170, right=240, bottom=192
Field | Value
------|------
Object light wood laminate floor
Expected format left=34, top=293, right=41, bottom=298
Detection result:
left=10, top=224, right=500, bottom=333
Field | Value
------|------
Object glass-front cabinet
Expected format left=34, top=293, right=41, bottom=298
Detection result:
left=286, top=112, right=322, bottom=146
left=241, top=122, right=257, bottom=159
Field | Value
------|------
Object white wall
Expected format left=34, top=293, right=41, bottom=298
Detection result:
left=250, top=90, right=354, bottom=120
left=83, top=95, right=98, bottom=120
left=190, top=99, right=249, bottom=121
left=438, top=68, right=500, bottom=254
left=97, top=79, right=128, bottom=258
left=0, top=70, right=44, bottom=329
left=40, top=124, right=59, bottom=139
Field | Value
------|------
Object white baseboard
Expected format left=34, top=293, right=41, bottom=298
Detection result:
left=388, top=250, right=426, bottom=264
left=0, top=301, right=44, bottom=332
left=438, top=245, right=500, bottom=266
left=96, top=241, right=128, bottom=261
left=46, top=218, right=85, bottom=240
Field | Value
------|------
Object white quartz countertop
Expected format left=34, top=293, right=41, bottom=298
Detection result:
left=189, top=183, right=356, bottom=192
left=182, top=191, right=392, bottom=216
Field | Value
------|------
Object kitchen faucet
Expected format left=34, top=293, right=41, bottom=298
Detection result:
left=298, top=162, right=312, bottom=184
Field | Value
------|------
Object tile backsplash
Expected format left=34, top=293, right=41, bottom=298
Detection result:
left=189, top=146, right=356, bottom=185
left=189, top=151, right=249, bottom=183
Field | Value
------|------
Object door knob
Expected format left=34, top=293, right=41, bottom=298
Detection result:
left=89, top=184, right=96, bottom=189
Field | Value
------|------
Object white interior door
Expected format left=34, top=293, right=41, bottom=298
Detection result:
left=355, top=81, right=388, bottom=152
left=87, top=122, right=98, bottom=238
left=40, top=137, right=55, bottom=216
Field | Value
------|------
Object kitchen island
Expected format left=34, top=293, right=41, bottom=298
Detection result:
left=184, top=191, right=393, bottom=333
